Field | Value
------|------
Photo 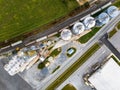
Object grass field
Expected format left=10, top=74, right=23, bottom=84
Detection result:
left=0, top=0, right=79, bottom=42
left=46, top=43, right=100, bottom=90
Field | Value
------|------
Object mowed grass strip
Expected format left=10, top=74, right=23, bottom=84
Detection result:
left=0, top=0, right=79, bottom=42
left=117, top=22, right=120, bottom=29
left=46, top=43, right=100, bottom=90
left=108, top=29, right=117, bottom=38
left=78, top=27, right=101, bottom=43
left=111, top=55, right=120, bottom=66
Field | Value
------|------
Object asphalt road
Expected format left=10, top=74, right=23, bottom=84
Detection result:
left=56, top=44, right=111, bottom=90
left=0, top=0, right=113, bottom=54
left=0, top=58, right=33, bottom=90
left=0, top=0, right=116, bottom=90
left=40, top=13, right=120, bottom=90
left=100, top=34, right=120, bottom=60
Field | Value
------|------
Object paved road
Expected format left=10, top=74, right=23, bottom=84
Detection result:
left=109, top=30, right=120, bottom=52
left=56, top=45, right=111, bottom=90
left=100, top=34, right=120, bottom=60
left=0, top=58, right=33, bottom=90
left=40, top=13, right=120, bottom=90
left=0, top=0, right=116, bottom=90
left=0, top=0, right=113, bottom=54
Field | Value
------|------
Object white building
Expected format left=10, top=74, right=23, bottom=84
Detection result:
left=107, top=6, right=119, bottom=18
left=61, top=29, right=72, bottom=41
left=72, top=22, right=85, bottom=35
left=88, top=58, right=120, bottom=90
left=98, top=12, right=110, bottom=25
left=83, top=16, right=96, bottom=29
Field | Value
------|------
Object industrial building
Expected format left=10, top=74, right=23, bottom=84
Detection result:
left=88, top=58, right=120, bottom=90
left=98, top=12, right=110, bottom=25
left=72, top=22, right=85, bottom=35
left=61, top=29, right=72, bottom=41
left=83, top=16, right=96, bottom=29
left=107, top=6, right=119, bottom=18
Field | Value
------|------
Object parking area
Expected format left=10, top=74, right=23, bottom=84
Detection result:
left=17, top=41, right=82, bottom=89
left=0, top=58, right=33, bottom=90
left=56, top=44, right=111, bottom=90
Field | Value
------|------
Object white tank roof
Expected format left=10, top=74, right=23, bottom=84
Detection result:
left=72, top=22, right=85, bottom=35
left=107, top=6, right=119, bottom=18
left=83, top=16, right=96, bottom=29
left=98, top=12, right=110, bottom=24
left=61, top=29, right=72, bottom=40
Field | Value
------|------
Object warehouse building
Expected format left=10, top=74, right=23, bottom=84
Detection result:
left=88, top=58, right=120, bottom=90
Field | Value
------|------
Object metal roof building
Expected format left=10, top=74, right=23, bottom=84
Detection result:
left=98, top=12, right=110, bottom=25
left=61, top=29, right=72, bottom=40
left=88, top=58, right=120, bottom=90
left=107, top=6, right=119, bottom=18
left=72, top=22, right=85, bottom=35
left=83, top=16, right=96, bottom=29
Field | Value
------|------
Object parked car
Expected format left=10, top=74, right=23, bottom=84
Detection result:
left=91, top=62, right=100, bottom=71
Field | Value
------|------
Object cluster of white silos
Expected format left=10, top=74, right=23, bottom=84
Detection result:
left=61, top=6, right=119, bottom=41
left=97, top=6, right=119, bottom=26
left=61, top=16, right=96, bottom=41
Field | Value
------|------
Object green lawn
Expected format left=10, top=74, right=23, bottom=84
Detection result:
left=50, top=48, right=61, bottom=57
left=38, top=58, right=49, bottom=69
left=78, top=27, right=101, bottom=43
left=0, top=0, right=79, bottom=42
left=62, top=84, right=76, bottom=90
left=38, top=48, right=61, bottom=69
left=108, top=29, right=117, bottom=38
left=111, top=55, right=120, bottom=65
left=46, top=43, right=100, bottom=90
left=52, top=66, right=60, bottom=74
left=117, top=22, right=120, bottom=29
left=113, top=0, right=120, bottom=8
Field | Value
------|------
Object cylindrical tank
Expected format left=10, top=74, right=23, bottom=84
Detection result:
left=72, top=22, right=85, bottom=35
left=107, top=6, right=119, bottom=18
left=98, top=12, right=110, bottom=24
left=83, top=16, right=96, bottom=29
left=61, top=29, right=72, bottom=40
